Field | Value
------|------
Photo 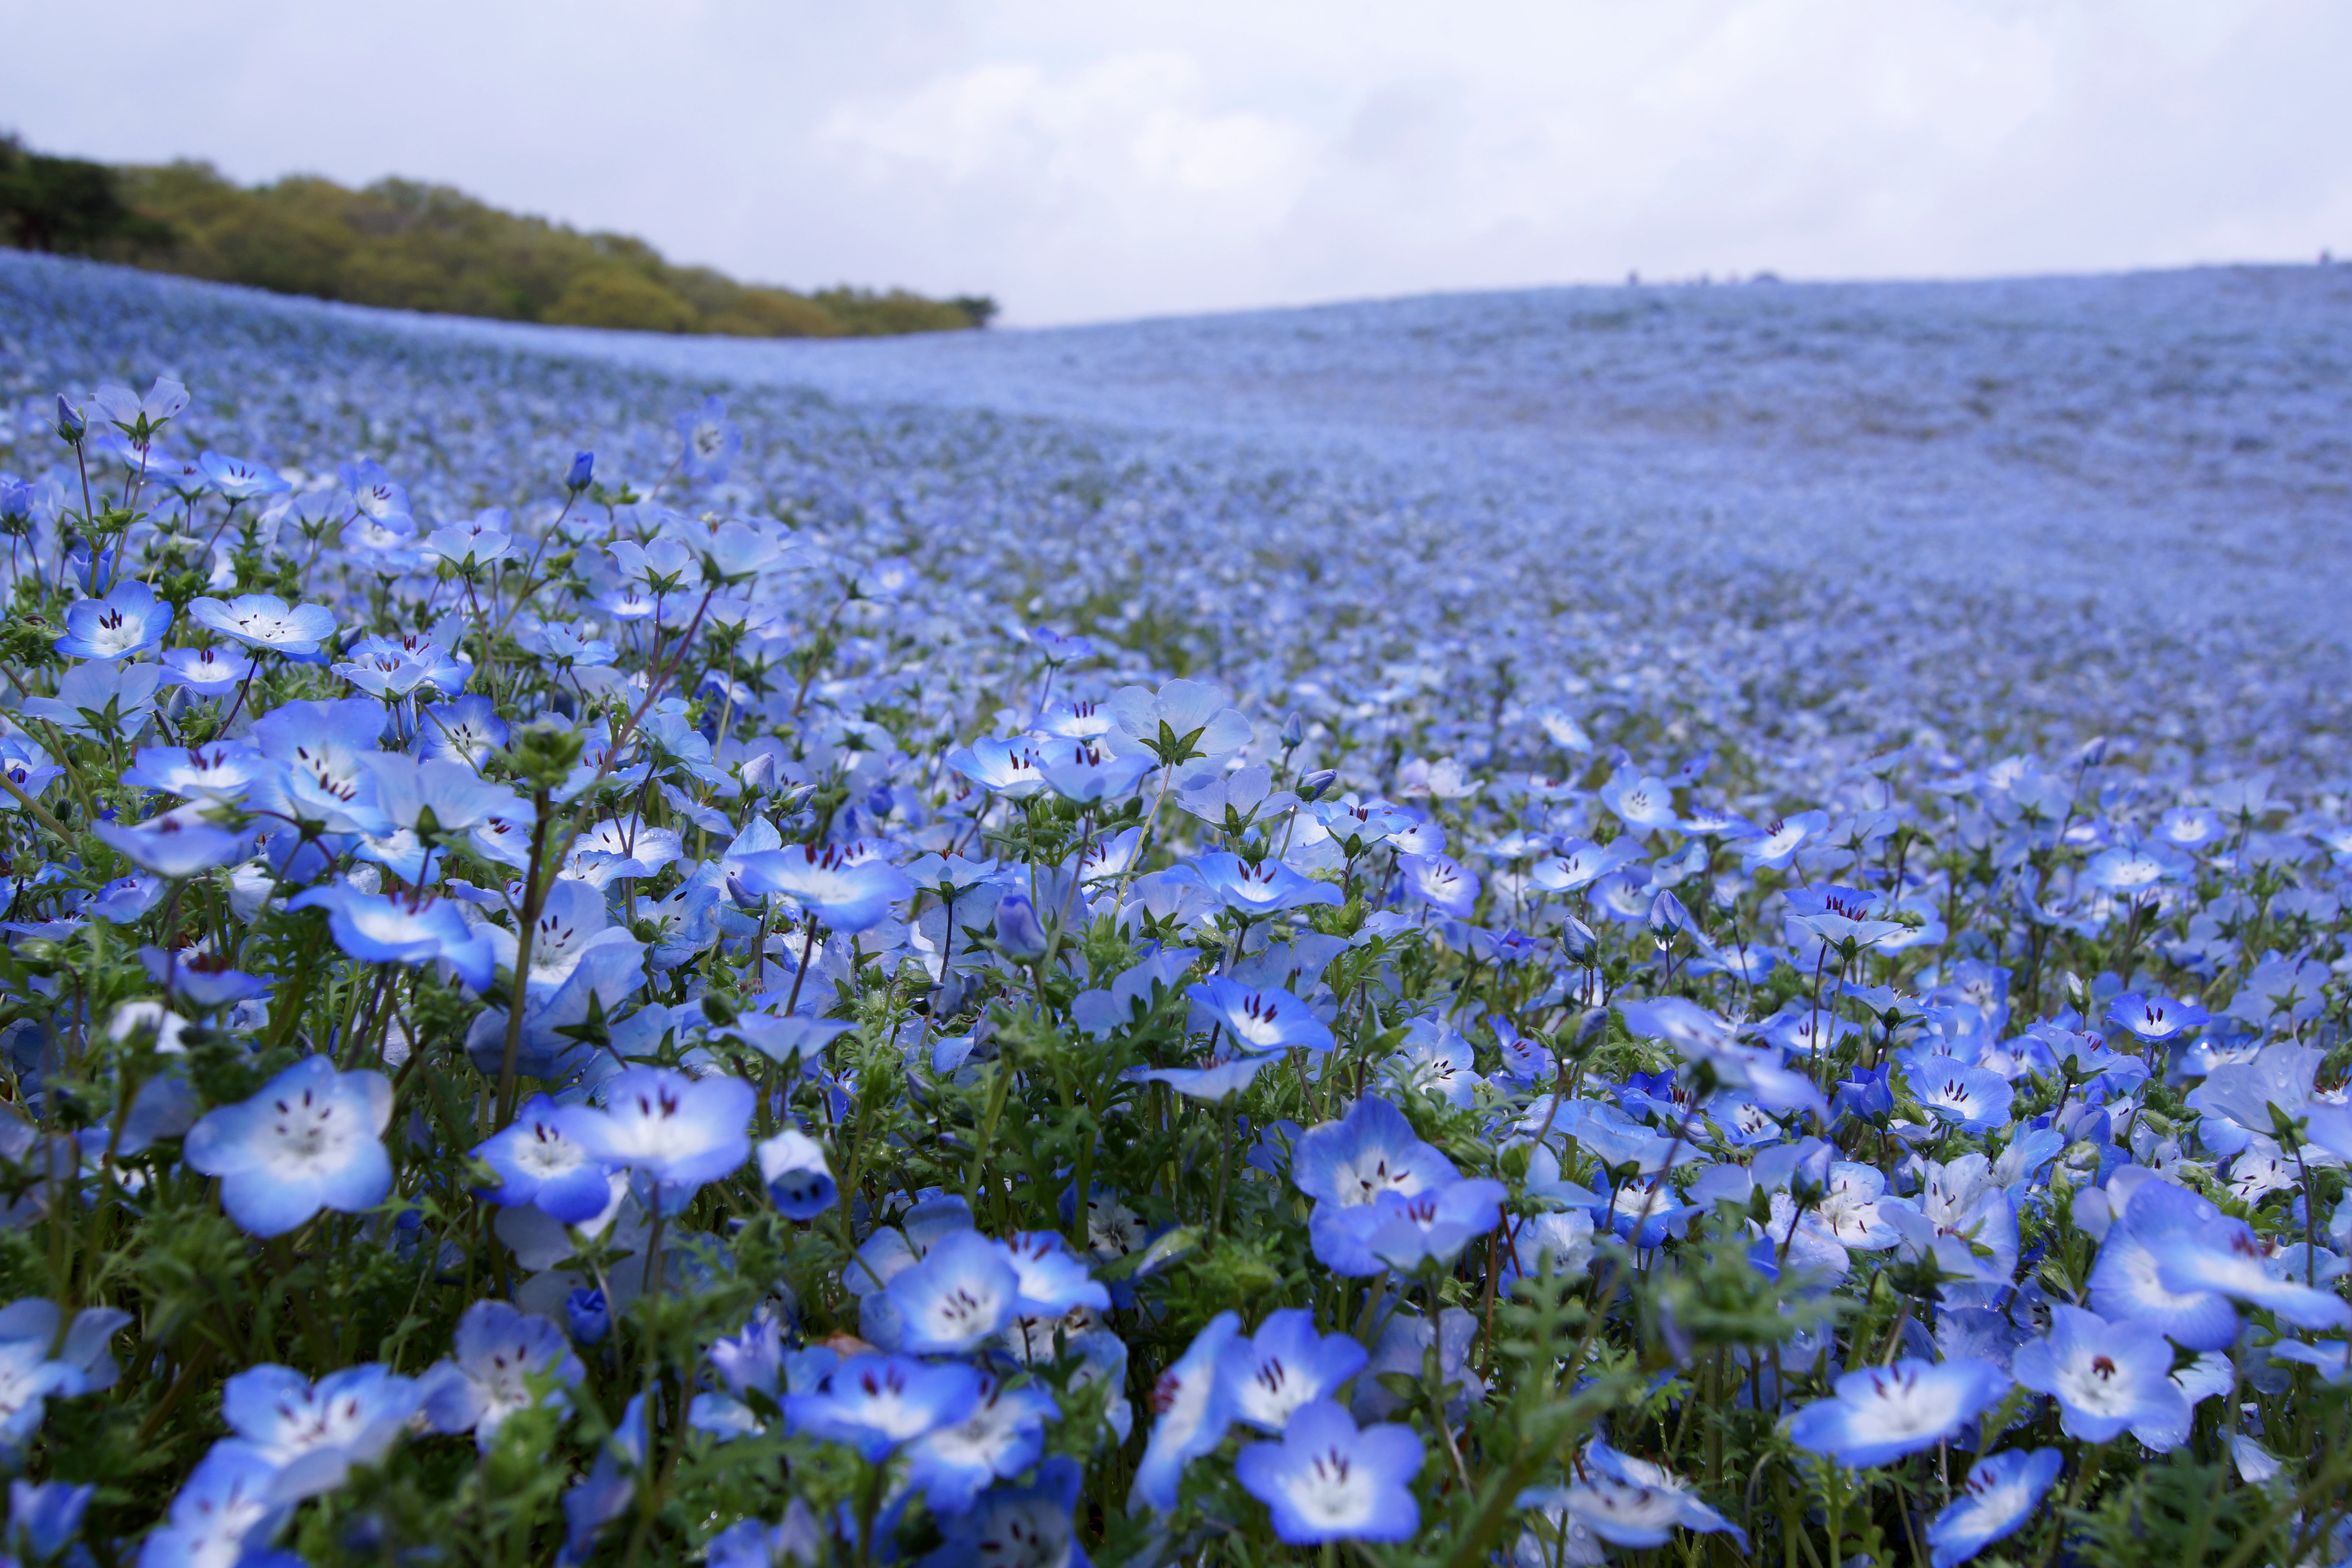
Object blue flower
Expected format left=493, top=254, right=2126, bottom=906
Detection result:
left=885, top=1229, right=1021, bottom=1355
left=418, top=695, right=508, bottom=766
left=183, top=1056, right=394, bottom=1238
left=992, top=889, right=1051, bottom=959
left=136, top=1441, right=286, bottom=1568
left=417, top=1300, right=585, bottom=1451
left=708, top=1503, right=825, bottom=1568
left=1190, top=852, right=1341, bottom=916
left=1131, top=1310, right=1241, bottom=1513
left=7, top=1477, right=93, bottom=1562
left=2106, top=991, right=2210, bottom=1043
left=1234, top=1400, right=1423, bottom=1544
left=1218, top=1308, right=1369, bottom=1432
left=1924, top=1447, right=2062, bottom=1568
left=1310, top=1178, right=1507, bottom=1276
left=122, top=740, right=270, bottom=802
left=1786, top=1357, right=2010, bottom=1468
left=472, top=1094, right=617, bottom=1224
left=565, top=1289, right=611, bottom=1346
left=289, top=882, right=500, bottom=993
left=2089, top=1180, right=2264, bottom=1350
left=2151, top=1216, right=2352, bottom=1331
left=734, top=843, right=913, bottom=934
left=1905, top=1056, right=2016, bottom=1132
left=221, top=1361, right=419, bottom=1499
left=678, top=394, right=742, bottom=483
left=188, top=593, right=338, bottom=657
left=1291, top=1095, right=1459, bottom=1209
left=1133, top=1054, right=1274, bottom=1102
left=55, top=579, right=172, bottom=661
left=756, top=1129, right=838, bottom=1219
left=562, top=1068, right=753, bottom=1209
left=997, top=1231, right=1111, bottom=1317
left=904, top=1374, right=1060, bottom=1515
left=94, top=808, right=248, bottom=878
left=2012, top=1303, right=2189, bottom=1446
left=1552, top=1437, right=1748, bottom=1549
left=136, top=945, right=269, bottom=1011
left=0, top=1336, right=86, bottom=1457
left=158, top=644, right=256, bottom=700
left=195, top=450, right=289, bottom=501
left=785, top=1354, right=984, bottom=1461
left=924, top=1455, right=1089, bottom=1568
left=1398, top=851, right=1481, bottom=918
left=1599, top=771, right=1681, bottom=833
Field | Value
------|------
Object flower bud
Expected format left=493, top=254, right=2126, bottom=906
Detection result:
left=994, top=890, right=1050, bottom=960
left=1297, top=768, right=1338, bottom=802
left=566, top=450, right=595, bottom=490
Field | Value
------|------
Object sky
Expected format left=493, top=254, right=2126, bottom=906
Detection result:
left=5, top=0, right=2348, bottom=326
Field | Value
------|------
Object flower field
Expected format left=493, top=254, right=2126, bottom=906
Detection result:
left=0, top=248, right=2349, bottom=1566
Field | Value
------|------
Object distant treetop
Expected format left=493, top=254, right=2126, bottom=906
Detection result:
left=0, top=135, right=993, bottom=338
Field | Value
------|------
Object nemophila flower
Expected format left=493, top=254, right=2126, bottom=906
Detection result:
left=288, top=882, right=499, bottom=993
left=1398, top=851, right=1481, bottom=917
left=1529, top=837, right=1639, bottom=895
left=993, top=890, right=1051, bottom=960
left=250, top=696, right=391, bottom=835
left=2106, top=991, right=2210, bottom=1044
left=2087, top=1180, right=2246, bottom=1349
left=2152, top=1217, right=2352, bottom=1330
left=20, top=659, right=161, bottom=740
left=927, top=1455, right=1089, bottom=1568
left=1189, top=852, right=1341, bottom=916
left=1561, top=1438, right=1746, bottom=1549
left=563, top=1068, right=753, bottom=1209
left=708, top=1504, right=826, bottom=1568
left=424, top=509, right=515, bottom=571
left=196, top=450, right=289, bottom=501
left=158, top=643, right=256, bottom=700
left=9, top=1477, right=94, bottom=1561
left=886, top=1229, right=1022, bottom=1355
left=786, top=1354, right=983, bottom=1461
left=1742, top=809, right=1830, bottom=869
left=1924, top=1447, right=2062, bottom=1568
left=137, top=1440, right=287, bottom=1568
left=123, top=740, right=270, bottom=802
left=56, top=578, right=172, bottom=660
left=1786, top=1358, right=2010, bottom=1468
left=1107, top=677, right=1252, bottom=764
left=221, top=1361, right=419, bottom=1499
left=0, top=1336, right=87, bottom=1456
left=1598, top=772, right=1679, bottom=833
left=1040, top=740, right=1153, bottom=803
left=1313, top=1175, right=1506, bottom=1276
left=998, top=1232, right=1111, bottom=1317
left=732, top=842, right=913, bottom=933
left=183, top=1056, right=394, bottom=1238
left=2083, top=841, right=2193, bottom=893
left=1784, top=885, right=1908, bottom=950
left=94, top=806, right=247, bottom=878
left=88, top=376, right=189, bottom=441
left=1187, top=976, right=1333, bottom=1054
left=472, top=1094, right=616, bottom=1224
left=0, top=734, right=64, bottom=810
left=1219, top=1308, right=1369, bottom=1432
left=1132, top=1310, right=1241, bottom=1513
left=757, top=1129, right=838, bottom=1219
left=946, top=736, right=1050, bottom=798
left=138, top=945, right=270, bottom=1010
left=678, top=394, right=742, bottom=482
left=1907, top=1056, right=2016, bottom=1132
left=418, top=1300, right=585, bottom=1451
left=84, top=872, right=166, bottom=924
left=419, top=695, right=508, bottom=766
left=1135, top=1054, right=1273, bottom=1102
left=1235, top=1400, right=1423, bottom=1544
left=189, top=593, right=338, bottom=656
left=2012, top=1303, right=2189, bottom=1446
left=904, top=1374, right=1061, bottom=1516
left=1293, top=1095, right=1458, bottom=1209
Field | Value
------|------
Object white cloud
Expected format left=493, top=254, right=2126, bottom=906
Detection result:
left=1, top=0, right=2345, bottom=323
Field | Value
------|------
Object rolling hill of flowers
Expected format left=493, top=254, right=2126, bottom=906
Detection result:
left=0, top=247, right=2348, bottom=1568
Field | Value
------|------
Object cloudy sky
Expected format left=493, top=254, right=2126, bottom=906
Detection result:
left=7, top=0, right=2347, bottom=324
